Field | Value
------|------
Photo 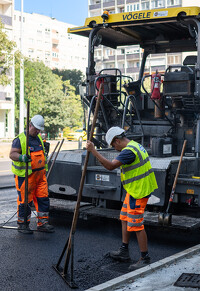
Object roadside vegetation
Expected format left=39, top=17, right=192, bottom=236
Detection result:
left=15, top=61, right=84, bottom=138
left=0, top=19, right=85, bottom=139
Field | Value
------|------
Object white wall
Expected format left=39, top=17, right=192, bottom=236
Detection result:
left=182, top=0, right=200, bottom=7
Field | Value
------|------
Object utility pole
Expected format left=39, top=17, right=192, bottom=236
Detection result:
left=19, top=0, right=24, bottom=133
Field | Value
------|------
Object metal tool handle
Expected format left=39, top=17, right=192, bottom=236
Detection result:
left=47, top=141, right=60, bottom=165
left=63, top=83, right=103, bottom=274
left=166, top=140, right=187, bottom=212
left=171, top=140, right=187, bottom=193
left=24, top=101, right=30, bottom=225
left=46, top=139, right=64, bottom=181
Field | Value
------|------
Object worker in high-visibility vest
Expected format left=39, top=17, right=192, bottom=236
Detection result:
left=10, top=115, right=54, bottom=234
left=86, top=127, right=158, bottom=270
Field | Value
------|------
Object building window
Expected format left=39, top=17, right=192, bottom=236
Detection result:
left=28, top=38, right=34, bottom=44
left=151, top=0, right=165, bottom=8
left=167, top=55, right=182, bottom=65
left=45, top=51, right=50, bottom=57
left=167, top=0, right=181, bottom=6
left=52, top=52, right=59, bottom=58
left=127, top=3, right=140, bottom=12
left=141, top=1, right=150, bottom=10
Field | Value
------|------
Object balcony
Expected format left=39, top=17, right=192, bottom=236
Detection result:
left=89, top=3, right=101, bottom=10
left=52, top=38, right=59, bottom=45
left=151, top=65, right=166, bottom=72
left=117, top=0, right=125, bottom=5
left=0, top=14, right=12, bottom=26
left=106, top=55, right=115, bottom=61
left=117, top=55, right=125, bottom=61
left=103, top=1, right=115, bottom=8
left=126, top=67, right=140, bottom=73
left=52, top=47, right=59, bottom=53
left=0, top=91, right=12, bottom=101
left=150, top=53, right=165, bottom=58
left=52, top=57, right=59, bottom=62
left=126, top=53, right=140, bottom=60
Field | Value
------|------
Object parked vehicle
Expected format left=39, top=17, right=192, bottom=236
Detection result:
left=66, top=129, right=87, bottom=142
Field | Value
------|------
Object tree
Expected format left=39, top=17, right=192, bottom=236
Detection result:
left=52, top=68, right=84, bottom=94
left=15, top=60, right=84, bottom=137
left=0, top=20, right=17, bottom=85
left=63, top=80, right=83, bottom=128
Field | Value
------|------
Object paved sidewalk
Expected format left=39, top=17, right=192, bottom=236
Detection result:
left=86, top=244, right=200, bottom=291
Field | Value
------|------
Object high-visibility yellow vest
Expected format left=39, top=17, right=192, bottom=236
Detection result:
left=120, top=140, right=158, bottom=199
left=11, top=132, right=48, bottom=177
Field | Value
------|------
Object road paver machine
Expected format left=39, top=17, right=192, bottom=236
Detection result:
left=49, top=6, right=200, bottom=229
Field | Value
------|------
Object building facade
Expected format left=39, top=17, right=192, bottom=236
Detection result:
left=0, top=0, right=15, bottom=138
left=88, top=0, right=200, bottom=80
left=13, top=11, right=88, bottom=72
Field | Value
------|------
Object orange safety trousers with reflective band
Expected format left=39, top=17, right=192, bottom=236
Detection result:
left=120, top=192, right=149, bottom=232
left=15, top=150, right=49, bottom=226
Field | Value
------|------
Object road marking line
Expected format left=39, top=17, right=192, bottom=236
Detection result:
left=0, top=170, right=11, bottom=173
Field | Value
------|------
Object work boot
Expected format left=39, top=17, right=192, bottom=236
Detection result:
left=18, top=224, right=33, bottom=234
left=37, top=223, right=55, bottom=233
left=110, top=246, right=130, bottom=261
left=128, top=254, right=150, bottom=271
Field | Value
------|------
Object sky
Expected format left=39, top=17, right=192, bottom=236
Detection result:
left=14, top=0, right=88, bottom=26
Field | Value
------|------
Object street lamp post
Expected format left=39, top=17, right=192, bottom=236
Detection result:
left=19, top=0, right=24, bottom=133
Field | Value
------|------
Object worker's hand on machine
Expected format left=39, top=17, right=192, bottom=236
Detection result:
left=86, top=140, right=95, bottom=152
left=19, top=154, right=32, bottom=163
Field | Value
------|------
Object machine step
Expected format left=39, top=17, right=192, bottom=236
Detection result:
left=50, top=199, right=200, bottom=230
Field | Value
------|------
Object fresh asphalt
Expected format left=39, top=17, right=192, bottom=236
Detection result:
left=0, top=167, right=200, bottom=290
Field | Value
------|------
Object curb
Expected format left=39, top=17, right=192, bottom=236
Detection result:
left=85, top=244, right=200, bottom=291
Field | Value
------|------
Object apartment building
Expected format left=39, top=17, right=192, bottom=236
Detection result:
left=0, top=0, right=15, bottom=138
left=88, top=0, right=200, bottom=80
left=13, top=11, right=88, bottom=72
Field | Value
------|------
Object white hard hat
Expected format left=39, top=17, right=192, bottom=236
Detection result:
left=31, top=115, right=44, bottom=131
left=106, top=127, right=125, bottom=146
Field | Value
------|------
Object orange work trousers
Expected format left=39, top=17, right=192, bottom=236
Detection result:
left=120, top=192, right=149, bottom=232
left=15, top=150, right=49, bottom=226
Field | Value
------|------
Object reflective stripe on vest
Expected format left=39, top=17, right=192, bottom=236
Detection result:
left=12, top=162, right=32, bottom=171
left=11, top=132, right=47, bottom=177
left=122, top=168, right=154, bottom=185
left=120, top=141, right=158, bottom=199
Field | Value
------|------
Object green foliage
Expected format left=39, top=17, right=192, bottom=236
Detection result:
left=15, top=60, right=84, bottom=137
left=52, top=68, right=84, bottom=94
left=63, top=80, right=83, bottom=129
left=63, top=126, right=71, bottom=138
left=0, top=20, right=16, bottom=85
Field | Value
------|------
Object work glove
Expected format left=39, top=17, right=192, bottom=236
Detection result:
left=19, top=154, right=32, bottom=163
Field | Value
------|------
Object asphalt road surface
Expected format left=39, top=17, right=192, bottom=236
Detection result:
left=0, top=186, right=200, bottom=290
